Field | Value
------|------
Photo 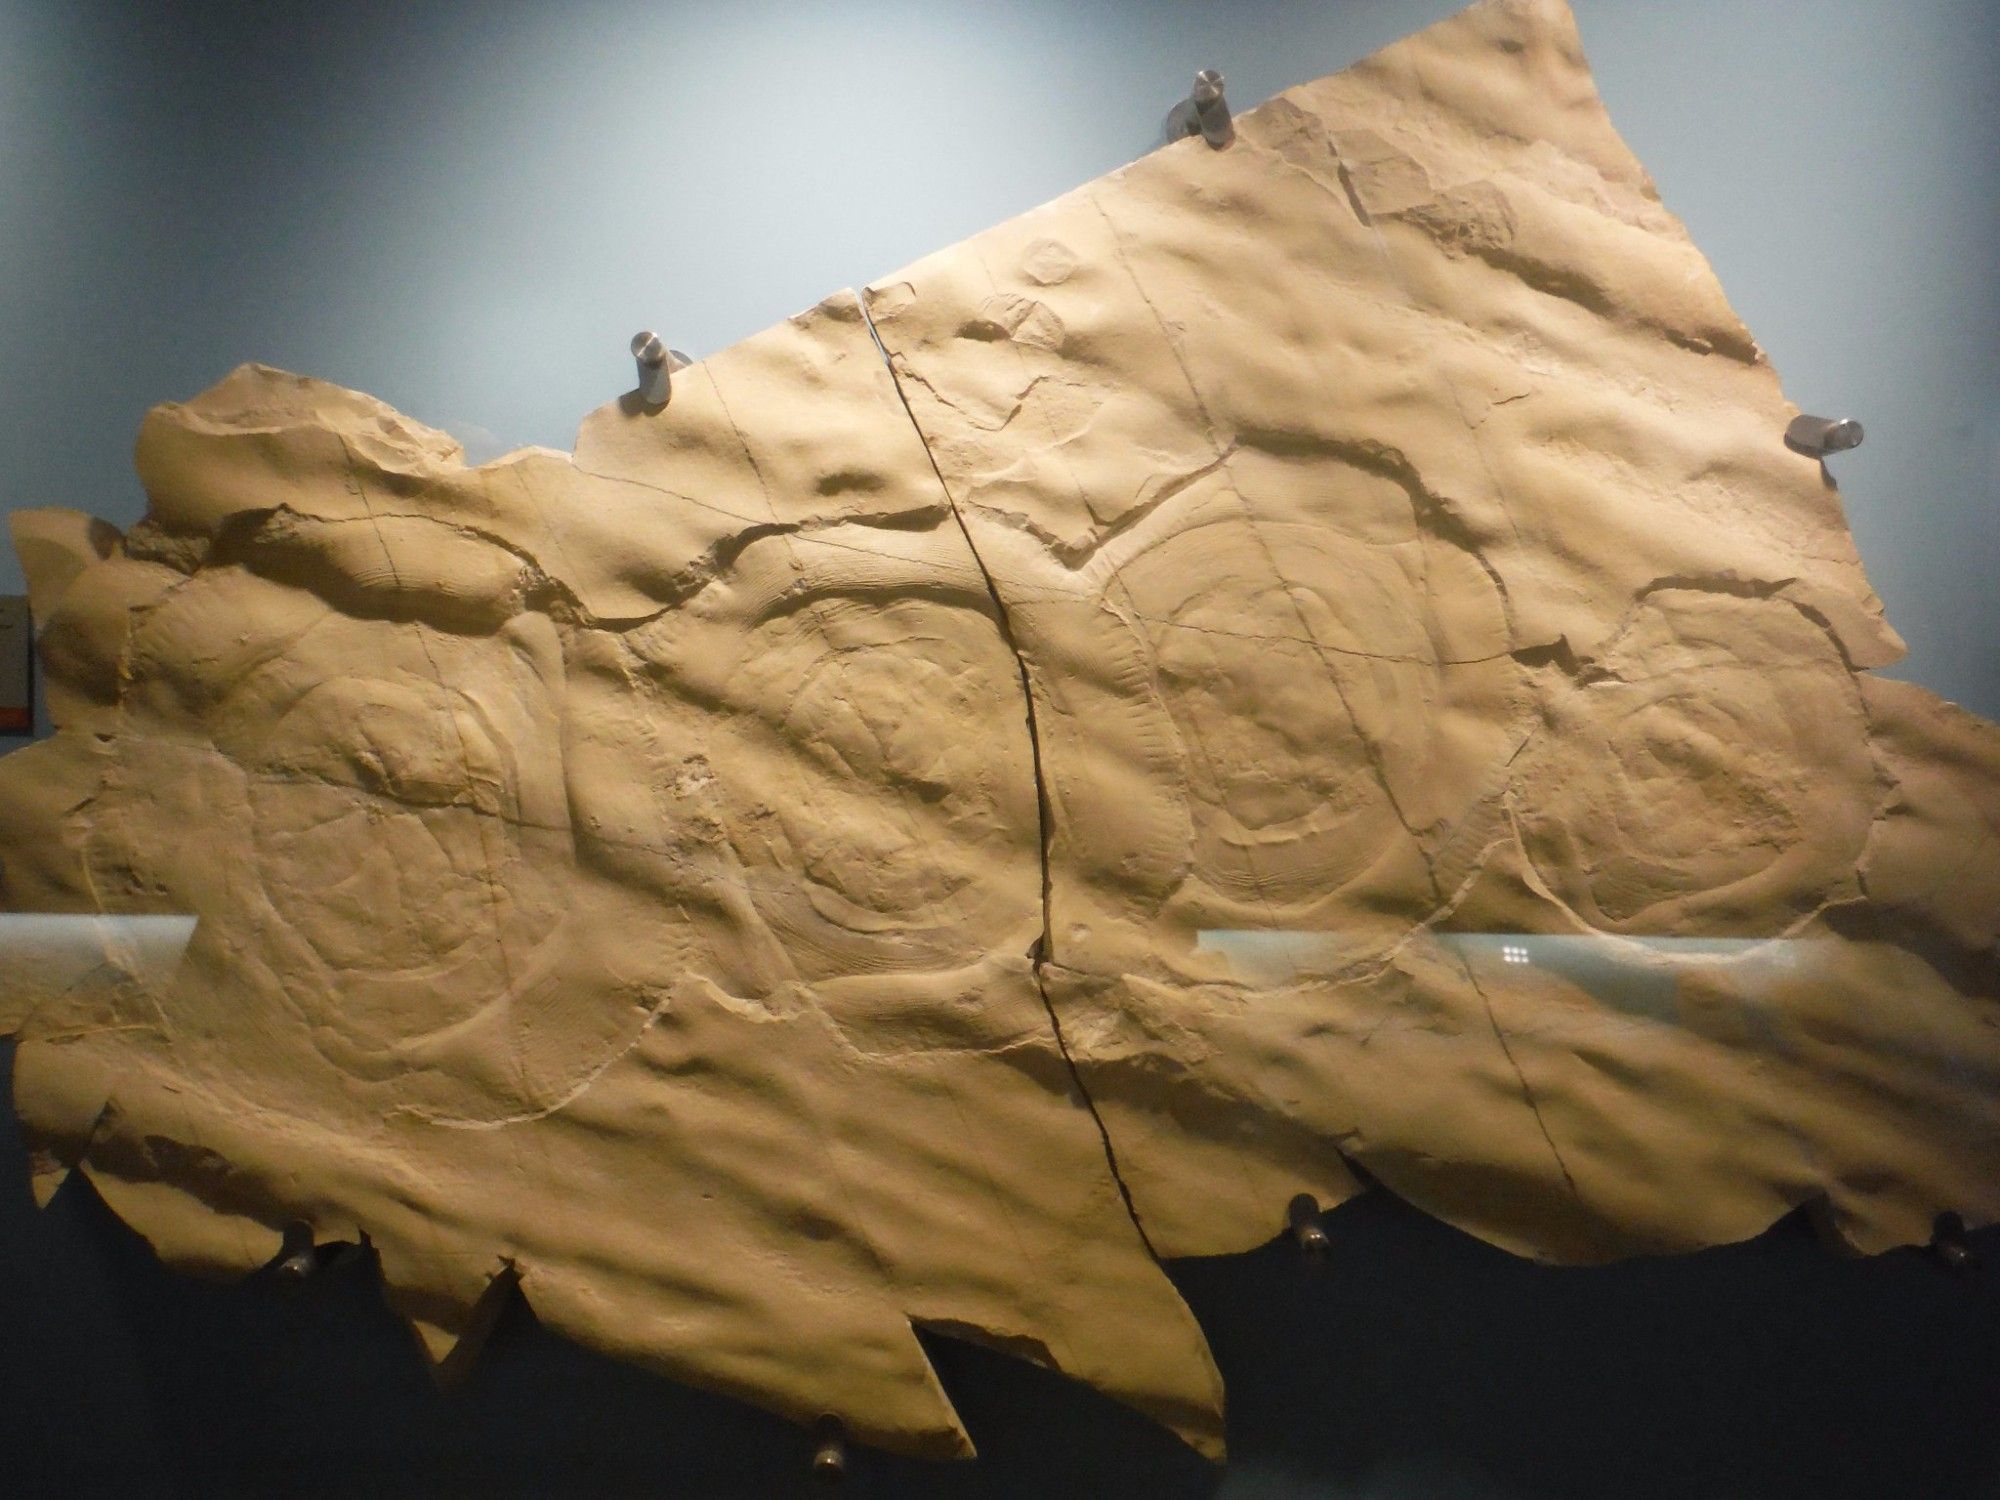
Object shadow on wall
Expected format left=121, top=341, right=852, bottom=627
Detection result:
left=2, top=1038, right=1997, bottom=1500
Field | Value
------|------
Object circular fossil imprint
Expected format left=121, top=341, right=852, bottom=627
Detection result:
left=725, top=591, right=1041, bottom=976
left=94, top=566, right=579, bottom=1107
left=1106, top=505, right=1514, bottom=917
left=1515, top=591, right=1878, bottom=934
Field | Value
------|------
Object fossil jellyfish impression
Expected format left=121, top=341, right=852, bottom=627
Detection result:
left=2, top=0, right=1996, bottom=1464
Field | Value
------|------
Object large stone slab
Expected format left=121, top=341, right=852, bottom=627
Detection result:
left=861, top=0, right=1996, bottom=1267
left=2, top=0, right=1995, bottom=1464
left=0, top=304, right=1220, bottom=1460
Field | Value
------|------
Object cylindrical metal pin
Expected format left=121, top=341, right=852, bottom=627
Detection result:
left=1288, top=1192, right=1330, bottom=1260
left=632, top=330, right=673, bottom=408
left=1785, top=413, right=1864, bottom=458
left=1191, top=69, right=1233, bottom=148
left=1165, top=68, right=1234, bottom=150
left=1932, top=1211, right=1979, bottom=1274
left=811, top=1414, right=848, bottom=1485
left=273, top=1222, right=316, bottom=1286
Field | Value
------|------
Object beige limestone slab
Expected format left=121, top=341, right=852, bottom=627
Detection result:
left=861, top=0, right=1997, bottom=1263
left=0, top=296, right=1220, bottom=1461
left=2, top=0, right=1997, bottom=1466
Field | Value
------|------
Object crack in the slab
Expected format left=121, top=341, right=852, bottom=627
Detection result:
left=205, top=495, right=956, bottom=636
left=385, top=988, right=679, bottom=1130
left=855, top=292, right=1162, bottom=1261
left=953, top=442, right=1241, bottom=572
left=1455, top=947, right=1584, bottom=1206
left=854, top=305, right=1053, bottom=956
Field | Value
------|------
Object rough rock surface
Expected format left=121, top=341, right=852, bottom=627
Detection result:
left=2, top=0, right=1996, bottom=1462
left=859, top=0, right=1999, bottom=1271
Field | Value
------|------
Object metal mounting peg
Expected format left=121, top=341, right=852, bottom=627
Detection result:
left=1165, top=68, right=1234, bottom=149
left=1784, top=413, right=1864, bottom=458
left=1287, top=1193, right=1330, bottom=1260
left=1931, top=1211, right=1979, bottom=1274
left=811, top=1414, right=848, bottom=1486
left=272, top=1222, right=317, bottom=1286
left=631, top=330, right=692, bottom=409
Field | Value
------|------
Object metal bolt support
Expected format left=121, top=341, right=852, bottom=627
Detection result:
left=1288, top=1193, right=1330, bottom=1260
left=1932, top=1211, right=1979, bottom=1274
left=631, top=330, right=692, bottom=409
left=272, top=1222, right=317, bottom=1286
left=1785, top=413, right=1864, bottom=458
left=1166, top=69, right=1234, bottom=149
left=811, top=1414, right=848, bottom=1485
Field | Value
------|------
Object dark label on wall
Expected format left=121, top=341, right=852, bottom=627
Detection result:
left=0, top=596, right=31, bottom=734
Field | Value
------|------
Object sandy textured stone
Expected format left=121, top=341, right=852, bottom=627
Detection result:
left=2, top=0, right=1997, bottom=1463
left=0, top=302, right=1221, bottom=1460
left=861, top=0, right=1998, bottom=1267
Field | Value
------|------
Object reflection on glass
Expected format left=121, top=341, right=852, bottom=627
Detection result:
left=1198, top=929, right=1808, bottom=1022
left=0, top=914, right=198, bottom=1000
